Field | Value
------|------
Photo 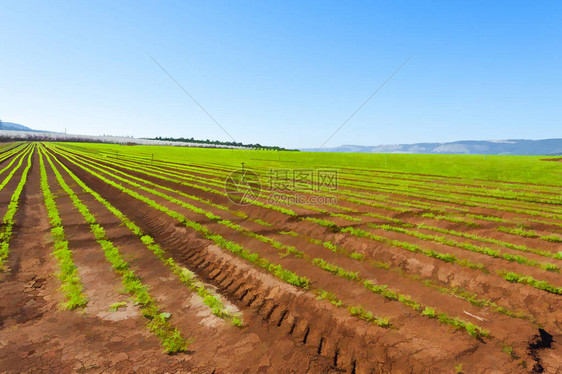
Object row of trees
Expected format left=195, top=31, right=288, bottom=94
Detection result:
left=149, top=136, right=298, bottom=151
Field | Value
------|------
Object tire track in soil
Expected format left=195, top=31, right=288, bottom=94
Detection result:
left=53, top=149, right=537, bottom=373
left=83, top=154, right=561, bottom=333
left=90, top=155, right=540, bottom=346
left=90, top=157, right=545, bottom=369
left=145, top=154, right=562, bottom=371
left=110, top=152, right=562, bottom=372
left=51, top=155, right=336, bottom=374
left=102, top=163, right=538, bottom=334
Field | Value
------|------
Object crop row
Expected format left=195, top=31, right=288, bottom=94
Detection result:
left=317, top=174, right=562, bottom=219
left=49, top=147, right=400, bottom=329
left=267, top=168, right=562, bottom=222
left=393, top=212, right=562, bottom=259
left=332, top=168, right=562, bottom=205
left=38, top=151, right=88, bottom=309
left=303, top=162, right=562, bottom=199
left=0, top=145, right=34, bottom=270
left=69, top=150, right=493, bottom=338
left=271, top=227, right=534, bottom=323
left=48, top=147, right=434, bottom=327
left=142, top=161, right=562, bottom=296
left=205, top=162, right=562, bottom=240
left=52, top=145, right=561, bottom=296
left=135, top=155, right=562, bottom=221
left=40, top=147, right=189, bottom=353
left=53, top=146, right=558, bottom=268
left=77, top=148, right=562, bottom=241
left=498, top=225, right=562, bottom=243
left=48, top=147, right=516, bottom=338
left=53, top=145, right=560, bottom=314
left=88, top=148, right=535, bottom=323
left=53, top=148, right=473, bottom=235
left=0, top=143, right=28, bottom=165
left=367, top=223, right=559, bottom=271
left=44, top=147, right=243, bottom=326
left=230, top=163, right=562, bottom=237
left=70, top=140, right=562, bottom=197
left=66, top=142, right=562, bottom=205
left=54, top=147, right=488, bottom=271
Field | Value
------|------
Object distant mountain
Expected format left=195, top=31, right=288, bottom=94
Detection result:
left=303, top=139, right=562, bottom=155
left=0, top=121, right=43, bottom=132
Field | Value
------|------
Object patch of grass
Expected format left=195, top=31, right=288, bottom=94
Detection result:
left=421, top=306, right=436, bottom=318
left=254, top=218, right=272, bottom=227
left=502, top=344, right=514, bottom=359
left=421, top=212, right=479, bottom=227
left=502, top=271, right=562, bottom=295
left=312, top=258, right=359, bottom=281
left=364, top=280, right=421, bottom=311
left=315, top=289, right=343, bottom=307
left=498, top=226, right=538, bottom=238
left=541, top=234, right=562, bottom=243
left=109, top=302, right=128, bottom=311
left=454, top=363, right=463, bottom=373
left=349, top=306, right=391, bottom=328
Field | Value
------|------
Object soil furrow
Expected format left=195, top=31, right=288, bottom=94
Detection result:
left=54, top=149, right=534, bottom=372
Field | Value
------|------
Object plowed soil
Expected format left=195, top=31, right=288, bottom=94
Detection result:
left=0, top=145, right=560, bottom=373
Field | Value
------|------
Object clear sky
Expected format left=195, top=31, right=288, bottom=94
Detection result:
left=1, top=1, right=560, bottom=148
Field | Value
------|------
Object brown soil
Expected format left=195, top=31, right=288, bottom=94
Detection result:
left=1, top=148, right=560, bottom=373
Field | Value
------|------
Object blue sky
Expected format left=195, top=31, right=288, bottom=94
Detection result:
left=1, top=1, right=560, bottom=148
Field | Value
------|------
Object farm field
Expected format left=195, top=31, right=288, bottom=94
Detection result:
left=0, top=142, right=561, bottom=373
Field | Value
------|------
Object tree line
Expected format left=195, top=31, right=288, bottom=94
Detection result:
left=148, top=137, right=298, bottom=151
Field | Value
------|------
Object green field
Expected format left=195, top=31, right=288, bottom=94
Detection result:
left=1, top=141, right=560, bottom=373
left=60, top=142, right=562, bottom=186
